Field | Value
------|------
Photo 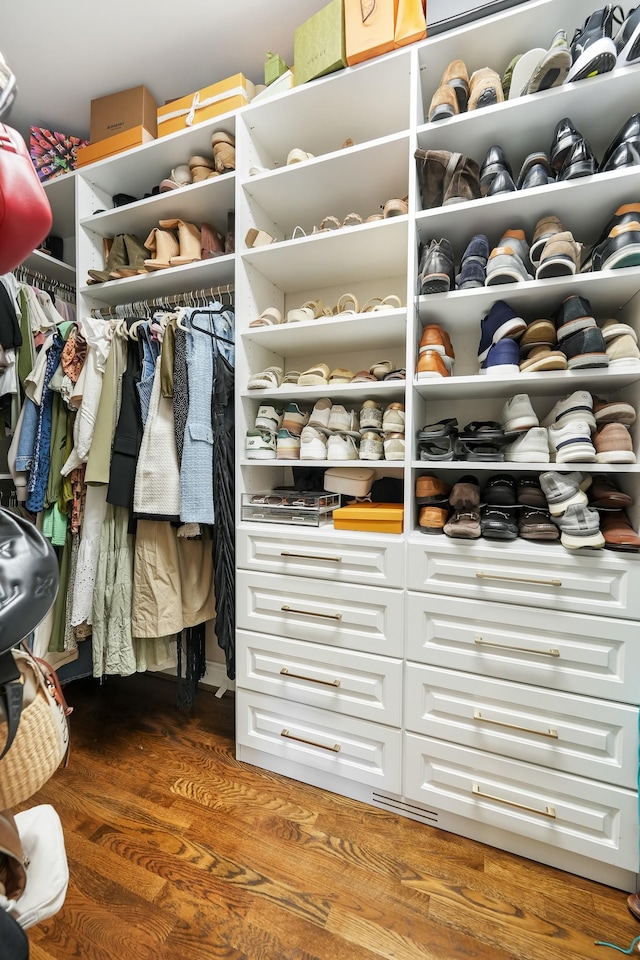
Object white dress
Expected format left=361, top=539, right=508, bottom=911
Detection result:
left=70, top=484, right=107, bottom=626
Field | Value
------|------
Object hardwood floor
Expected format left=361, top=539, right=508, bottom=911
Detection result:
left=19, top=673, right=639, bottom=960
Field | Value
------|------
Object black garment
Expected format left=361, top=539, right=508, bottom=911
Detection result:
left=0, top=281, right=22, bottom=349
left=212, top=348, right=235, bottom=680
left=106, top=320, right=143, bottom=510
left=0, top=907, right=29, bottom=958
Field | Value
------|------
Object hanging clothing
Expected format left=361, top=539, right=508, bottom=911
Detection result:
left=85, top=324, right=127, bottom=485
left=173, top=324, right=188, bottom=466
left=133, top=357, right=181, bottom=520
left=180, top=311, right=215, bottom=525
left=136, top=321, right=161, bottom=428
left=60, top=316, right=110, bottom=476
left=71, top=484, right=108, bottom=627
left=26, top=331, right=64, bottom=514
left=107, top=323, right=143, bottom=510
left=91, top=503, right=137, bottom=678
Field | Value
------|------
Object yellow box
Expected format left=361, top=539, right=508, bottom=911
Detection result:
left=333, top=502, right=404, bottom=534
left=345, top=0, right=397, bottom=66
left=157, top=74, right=255, bottom=137
left=75, top=125, right=155, bottom=168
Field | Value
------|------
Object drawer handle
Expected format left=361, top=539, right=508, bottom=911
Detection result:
left=472, top=783, right=556, bottom=819
left=280, top=668, right=341, bottom=688
left=281, top=551, right=342, bottom=563
left=281, top=605, right=342, bottom=621
left=476, top=571, right=562, bottom=587
left=280, top=729, right=341, bottom=752
left=473, top=710, right=558, bottom=739
left=475, top=636, right=560, bottom=658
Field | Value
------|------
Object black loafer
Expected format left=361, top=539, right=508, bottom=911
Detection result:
left=599, top=140, right=640, bottom=174
left=479, top=145, right=513, bottom=196
left=558, top=138, right=598, bottom=180
left=486, top=169, right=516, bottom=195
left=600, top=113, right=640, bottom=169
left=549, top=117, right=583, bottom=172
left=481, top=505, right=519, bottom=540
left=519, top=162, right=555, bottom=190
left=482, top=473, right=517, bottom=506
left=560, top=327, right=609, bottom=369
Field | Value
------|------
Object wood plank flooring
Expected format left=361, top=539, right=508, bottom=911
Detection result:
left=19, top=673, right=640, bottom=960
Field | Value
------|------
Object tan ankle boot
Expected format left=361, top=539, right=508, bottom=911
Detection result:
left=468, top=67, right=504, bottom=110
left=159, top=219, right=202, bottom=266
left=143, top=227, right=179, bottom=271
left=439, top=59, right=469, bottom=111
left=428, top=84, right=459, bottom=122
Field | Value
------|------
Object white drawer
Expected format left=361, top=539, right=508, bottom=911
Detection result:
left=406, top=537, right=640, bottom=620
left=237, top=689, right=401, bottom=793
left=237, top=570, right=403, bottom=656
left=405, top=665, right=638, bottom=788
left=406, top=592, right=640, bottom=704
left=237, top=529, right=404, bottom=588
left=238, top=630, right=403, bottom=725
left=403, top=734, right=638, bottom=872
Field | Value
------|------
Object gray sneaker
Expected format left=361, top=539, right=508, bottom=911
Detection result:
left=539, top=471, right=588, bottom=515
left=555, top=503, right=605, bottom=549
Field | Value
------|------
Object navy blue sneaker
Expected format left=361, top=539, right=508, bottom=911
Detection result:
left=481, top=338, right=521, bottom=376
left=477, top=300, right=527, bottom=362
left=456, top=233, right=489, bottom=289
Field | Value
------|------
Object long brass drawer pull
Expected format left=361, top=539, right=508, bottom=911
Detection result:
left=475, top=636, right=560, bottom=658
left=280, top=668, right=341, bottom=687
left=281, top=605, right=342, bottom=621
left=476, top=571, right=562, bottom=587
left=472, top=783, right=556, bottom=819
left=473, top=709, right=558, bottom=739
left=281, top=551, right=342, bottom=563
left=280, top=729, right=340, bottom=752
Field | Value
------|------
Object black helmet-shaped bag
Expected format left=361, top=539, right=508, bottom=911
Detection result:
left=0, top=509, right=58, bottom=652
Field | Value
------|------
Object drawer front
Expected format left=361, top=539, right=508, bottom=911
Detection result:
left=238, top=630, right=403, bottom=725
left=403, top=734, right=638, bottom=871
left=237, top=570, right=403, bottom=656
left=406, top=539, right=640, bottom=620
left=237, top=689, right=402, bottom=792
left=237, top=530, right=404, bottom=588
left=405, top=665, right=638, bottom=788
left=406, top=592, right=640, bottom=704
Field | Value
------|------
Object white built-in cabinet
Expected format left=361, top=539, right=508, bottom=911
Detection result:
left=46, top=0, right=640, bottom=892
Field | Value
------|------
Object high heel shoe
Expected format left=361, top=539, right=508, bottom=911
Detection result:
left=211, top=130, right=235, bottom=173
left=159, top=218, right=202, bottom=266
left=201, top=222, right=225, bottom=259
left=87, top=233, right=128, bottom=283
left=143, top=227, right=179, bottom=271
left=110, top=233, right=151, bottom=278
left=225, top=211, right=235, bottom=255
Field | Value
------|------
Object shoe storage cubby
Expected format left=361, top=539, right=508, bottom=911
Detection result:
left=59, top=0, right=640, bottom=891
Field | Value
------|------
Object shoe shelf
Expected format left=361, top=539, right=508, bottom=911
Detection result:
left=75, top=112, right=237, bottom=200
left=241, top=134, right=410, bottom=238
left=243, top=308, right=407, bottom=354
left=416, top=64, right=640, bottom=166
left=410, top=461, right=640, bottom=474
left=241, top=218, right=409, bottom=292
left=416, top=167, right=640, bottom=252
left=240, top=458, right=404, bottom=468
left=413, top=367, right=640, bottom=401
left=240, top=382, right=406, bottom=405
left=240, top=50, right=411, bottom=176
left=417, top=268, right=640, bottom=325
left=22, top=249, right=76, bottom=286
left=78, top=173, right=236, bottom=242
left=78, top=254, right=235, bottom=306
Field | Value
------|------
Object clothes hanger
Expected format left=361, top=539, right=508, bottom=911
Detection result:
left=189, top=308, right=234, bottom=345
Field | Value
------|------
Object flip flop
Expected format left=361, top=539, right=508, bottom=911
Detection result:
left=247, top=366, right=283, bottom=390
left=418, top=418, right=458, bottom=440
left=383, top=368, right=406, bottom=381
left=419, top=437, right=456, bottom=460
left=456, top=439, right=505, bottom=461
left=458, top=420, right=507, bottom=441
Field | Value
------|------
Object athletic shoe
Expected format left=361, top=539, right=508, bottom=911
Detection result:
left=481, top=338, right=520, bottom=376
left=477, top=300, right=527, bottom=361
left=359, top=431, right=384, bottom=460
left=254, top=404, right=283, bottom=433
left=359, top=400, right=383, bottom=431
left=276, top=428, right=301, bottom=459
left=485, top=245, right=532, bottom=285
left=593, top=396, right=637, bottom=424
left=382, top=403, right=405, bottom=433
left=245, top=429, right=277, bottom=460
left=308, top=398, right=332, bottom=431
left=327, top=433, right=359, bottom=460
left=535, top=231, right=581, bottom=279
left=501, top=393, right=539, bottom=432
left=504, top=427, right=549, bottom=462
left=456, top=234, right=490, bottom=288
left=281, top=402, right=309, bottom=436
left=614, top=5, right=640, bottom=67
left=300, top=425, right=328, bottom=460
left=524, top=30, right=572, bottom=94
left=327, top=405, right=359, bottom=435
left=541, top=390, right=595, bottom=430
left=539, top=471, right=588, bottom=515
left=606, top=333, right=640, bottom=366
left=548, top=420, right=596, bottom=463
left=556, top=504, right=605, bottom=549
left=383, top=433, right=406, bottom=460
left=591, top=220, right=640, bottom=271
left=566, top=5, right=621, bottom=84
left=530, top=215, right=565, bottom=265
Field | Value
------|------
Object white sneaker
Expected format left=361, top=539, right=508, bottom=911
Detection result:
left=360, top=400, right=383, bottom=431
left=382, top=403, right=405, bottom=433
left=504, top=427, right=549, bottom=462
left=300, top=425, right=328, bottom=460
left=383, top=433, right=406, bottom=460
left=359, top=431, right=384, bottom=460
left=327, top=405, right=359, bottom=434
left=541, top=390, right=595, bottom=430
left=308, top=398, right=332, bottom=431
left=245, top=429, right=277, bottom=459
left=501, top=394, right=539, bottom=432
left=254, top=404, right=283, bottom=433
left=281, top=402, right=309, bottom=436
left=327, top=433, right=359, bottom=460
left=548, top=420, right=596, bottom=463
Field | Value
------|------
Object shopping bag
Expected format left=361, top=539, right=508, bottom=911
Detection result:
left=345, top=0, right=397, bottom=65
left=394, top=0, right=427, bottom=47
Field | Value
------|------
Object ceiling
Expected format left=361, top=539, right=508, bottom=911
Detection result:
left=2, top=0, right=329, bottom=142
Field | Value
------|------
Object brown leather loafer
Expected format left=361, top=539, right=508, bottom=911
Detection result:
left=418, top=505, right=449, bottom=533
left=416, top=475, right=450, bottom=504
left=589, top=476, right=633, bottom=508
left=601, top=511, right=640, bottom=552
left=449, top=475, right=480, bottom=510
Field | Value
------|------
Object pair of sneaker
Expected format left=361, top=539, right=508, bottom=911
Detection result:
left=565, top=5, right=640, bottom=84
left=501, top=391, right=599, bottom=464
left=539, top=471, right=604, bottom=549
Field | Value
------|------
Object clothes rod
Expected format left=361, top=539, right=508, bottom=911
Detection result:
left=13, top=265, right=76, bottom=298
left=90, top=283, right=235, bottom=319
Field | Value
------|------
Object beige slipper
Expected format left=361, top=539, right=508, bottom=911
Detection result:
left=369, top=359, right=394, bottom=379
left=287, top=148, right=314, bottom=164
left=298, top=363, right=331, bottom=386
left=249, top=307, right=283, bottom=327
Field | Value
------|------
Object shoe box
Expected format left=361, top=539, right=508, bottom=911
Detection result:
left=333, top=502, right=404, bottom=533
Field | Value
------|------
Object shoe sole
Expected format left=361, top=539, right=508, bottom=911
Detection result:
left=277, top=449, right=300, bottom=459
left=560, top=159, right=598, bottom=180
left=483, top=363, right=521, bottom=377
left=553, top=441, right=596, bottom=462
left=485, top=265, right=530, bottom=285
left=525, top=50, right=572, bottom=94
left=566, top=38, right=617, bottom=82
left=503, top=415, right=539, bottom=432
left=481, top=527, right=518, bottom=540
left=599, top=244, right=640, bottom=270
left=561, top=530, right=605, bottom=549
left=536, top=257, right=577, bottom=279
left=595, top=450, right=637, bottom=463
left=595, top=404, right=636, bottom=423
left=416, top=370, right=447, bottom=379
left=557, top=317, right=596, bottom=340
left=246, top=450, right=276, bottom=459
left=420, top=274, right=451, bottom=294
left=449, top=79, right=469, bottom=112
left=473, top=88, right=499, bottom=109
left=617, top=23, right=640, bottom=68
left=505, top=450, right=549, bottom=462
left=546, top=489, right=588, bottom=516
left=566, top=352, right=609, bottom=369
left=607, top=356, right=640, bottom=368
left=430, top=104, right=456, bottom=122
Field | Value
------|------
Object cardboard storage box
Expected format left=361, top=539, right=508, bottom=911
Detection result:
left=30, top=127, right=88, bottom=182
left=76, top=125, right=155, bottom=168
left=294, top=0, right=347, bottom=86
left=333, top=502, right=404, bottom=534
left=157, top=74, right=255, bottom=137
left=345, top=0, right=396, bottom=66
left=90, top=84, right=157, bottom=142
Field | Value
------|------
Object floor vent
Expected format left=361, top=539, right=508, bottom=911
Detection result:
left=371, top=793, right=439, bottom=825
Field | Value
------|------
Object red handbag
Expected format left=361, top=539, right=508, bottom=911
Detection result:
left=0, top=123, right=52, bottom=274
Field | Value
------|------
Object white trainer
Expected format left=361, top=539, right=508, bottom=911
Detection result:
left=254, top=404, right=283, bottom=433
left=501, top=394, right=539, bottom=432
left=308, top=398, right=332, bottom=431
left=548, top=420, right=596, bottom=463
left=504, top=427, right=549, bottom=462
left=327, top=434, right=359, bottom=460
left=383, top=433, right=406, bottom=460
left=541, top=390, right=595, bottom=430
left=245, top=429, right=277, bottom=459
left=300, top=425, right=328, bottom=460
